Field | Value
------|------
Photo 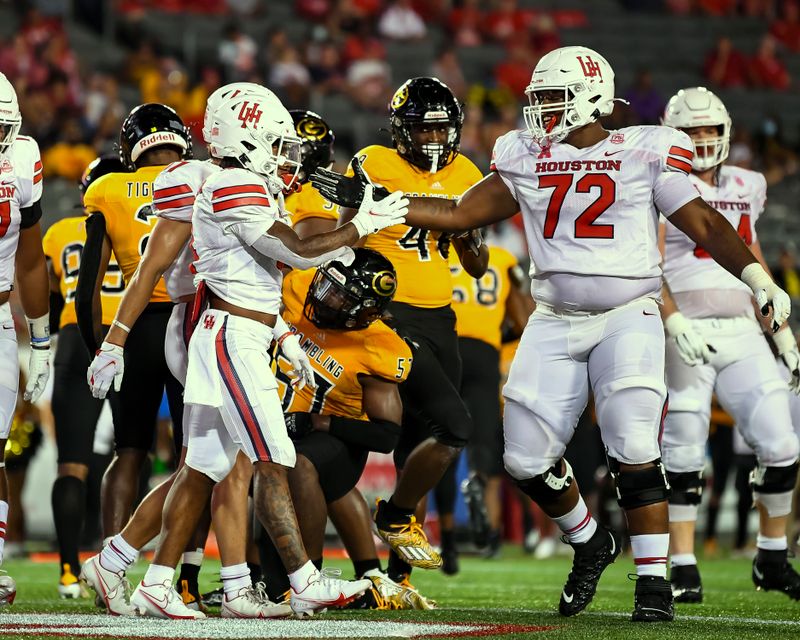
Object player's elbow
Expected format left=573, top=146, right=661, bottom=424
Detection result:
left=370, top=420, right=401, bottom=453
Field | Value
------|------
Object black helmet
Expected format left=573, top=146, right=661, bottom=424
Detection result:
left=290, top=109, right=335, bottom=184
left=119, top=103, right=192, bottom=170
left=304, top=248, right=397, bottom=330
left=80, top=154, right=126, bottom=195
left=389, top=77, right=463, bottom=172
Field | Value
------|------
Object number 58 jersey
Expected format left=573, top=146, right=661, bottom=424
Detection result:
left=491, top=125, right=698, bottom=311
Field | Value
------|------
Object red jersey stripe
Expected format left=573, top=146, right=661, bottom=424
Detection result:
left=212, top=196, right=270, bottom=213
left=34, top=160, right=43, bottom=171
left=154, top=196, right=195, bottom=211
left=666, top=157, right=692, bottom=174
left=166, top=160, right=189, bottom=173
left=154, top=184, right=192, bottom=199
left=213, top=184, right=267, bottom=199
left=668, top=146, right=693, bottom=160
left=33, top=173, right=42, bottom=184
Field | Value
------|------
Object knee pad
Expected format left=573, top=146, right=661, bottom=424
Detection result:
left=666, top=470, right=704, bottom=506
left=515, top=459, right=574, bottom=506
left=750, top=460, right=799, bottom=494
left=608, top=456, right=671, bottom=509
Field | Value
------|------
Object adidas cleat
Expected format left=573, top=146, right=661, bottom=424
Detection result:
left=374, top=499, right=442, bottom=570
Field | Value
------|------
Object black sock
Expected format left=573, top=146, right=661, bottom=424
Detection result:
left=388, top=550, right=412, bottom=582
left=352, top=558, right=381, bottom=578
left=178, top=562, right=200, bottom=586
left=52, top=476, right=86, bottom=573
left=257, top=532, right=290, bottom=602
left=312, top=557, right=323, bottom=571
left=247, top=562, right=262, bottom=584
left=441, top=528, right=455, bottom=551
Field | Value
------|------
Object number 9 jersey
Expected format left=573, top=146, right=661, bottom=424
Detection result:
left=347, top=145, right=483, bottom=308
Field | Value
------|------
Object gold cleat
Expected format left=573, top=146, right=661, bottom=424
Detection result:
left=374, top=499, right=442, bottom=570
left=396, top=574, right=437, bottom=610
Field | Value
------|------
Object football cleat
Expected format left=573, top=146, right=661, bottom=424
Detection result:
left=346, top=569, right=433, bottom=610
left=670, top=564, right=703, bottom=603
left=559, top=526, right=621, bottom=617
left=441, top=542, right=460, bottom=576
left=631, top=575, right=675, bottom=622
left=290, top=568, right=371, bottom=617
left=201, top=585, right=224, bottom=608
left=752, top=549, right=800, bottom=600
left=0, top=570, right=17, bottom=606
left=396, top=573, right=437, bottom=609
left=461, top=473, right=491, bottom=548
left=79, top=555, right=135, bottom=616
left=221, top=582, right=293, bottom=618
left=178, top=578, right=206, bottom=612
left=59, top=563, right=87, bottom=599
left=131, top=579, right=206, bottom=619
left=374, top=499, right=442, bottom=570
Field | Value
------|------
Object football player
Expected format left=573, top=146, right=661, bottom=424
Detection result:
left=312, top=46, right=792, bottom=622
left=0, top=72, right=50, bottom=607
left=121, top=88, right=406, bottom=618
left=337, top=77, right=489, bottom=580
left=43, top=155, right=126, bottom=599
left=83, top=84, right=303, bottom=618
left=660, top=87, right=800, bottom=602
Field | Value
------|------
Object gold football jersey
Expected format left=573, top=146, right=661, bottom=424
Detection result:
left=285, top=183, right=338, bottom=226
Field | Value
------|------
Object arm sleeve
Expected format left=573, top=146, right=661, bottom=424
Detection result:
left=76, top=213, right=106, bottom=353
left=249, top=231, right=353, bottom=271
left=329, top=415, right=401, bottom=454
left=19, top=200, right=42, bottom=229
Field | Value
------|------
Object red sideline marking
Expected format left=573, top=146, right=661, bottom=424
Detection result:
left=427, top=623, right=558, bottom=637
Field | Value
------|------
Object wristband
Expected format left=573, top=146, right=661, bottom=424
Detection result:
left=26, top=313, right=50, bottom=349
left=740, top=263, right=773, bottom=293
left=277, top=330, right=294, bottom=348
left=112, top=319, right=131, bottom=333
left=663, top=311, right=690, bottom=338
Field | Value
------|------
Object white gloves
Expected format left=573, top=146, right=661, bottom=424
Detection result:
left=24, top=347, right=50, bottom=403
left=773, top=327, right=800, bottom=394
left=350, top=184, right=409, bottom=238
left=87, top=341, right=125, bottom=399
left=278, top=331, right=316, bottom=391
left=741, top=263, right=791, bottom=332
left=664, top=312, right=715, bottom=367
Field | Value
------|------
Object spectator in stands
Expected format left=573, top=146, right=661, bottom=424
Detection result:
left=494, top=42, right=537, bottom=99
left=729, top=128, right=755, bottom=169
left=704, top=36, right=748, bottom=88
left=378, top=0, right=426, bottom=41
left=346, top=56, right=391, bottom=112
left=484, top=0, right=530, bottom=45
left=341, top=18, right=386, bottom=66
left=771, top=1, right=800, bottom=52
left=185, top=66, right=222, bottom=137
left=140, top=58, right=190, bottom=113
left=296, top=0, right=334, bottom=22
left=269, top=46, right=312, bottom=109
left=624, top=69, right=665, bottom=125
left=755, top=114, right=798, bottom=185
left=307, top=40, right=347, bottom=96
left=447, top=0, right=484, bottom=47
left=773, top=248, right=800, bottom=300
left=530, top=14, right=561, bottom=55
left=749, top=34, right=790, bottom=91
left=431, top=47, right=468, bottom=100
left=42, top=117, right=97, bottom=182
left=218, top=22, right=258, bottom=81
left=698, top=0, right=737, bottom=15
left=125, top=39, right=160, bottom=89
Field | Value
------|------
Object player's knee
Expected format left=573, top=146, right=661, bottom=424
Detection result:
left=514, top=458, right=574, bottom=506
left=666, top=470, right=704, bottom=506
left=661, top=443, right=706, bottom=474
left=185, top=448, right=236, bottom=484
left=608, top=456, right=671, bottom=510
left=751, top=460, right=799, bottom=517
left=755, top=431, right=800, bottom=467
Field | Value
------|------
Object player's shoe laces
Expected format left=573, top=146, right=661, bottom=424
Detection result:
left=290, top=567, right=371, bottom=617
left=631, top=575, right=675, bottom=622
left=178, top=578, right=206, bottom=612
left=59, top=563, right=88, bottom=599
left=131, top=579, right=206, bottom=619
left=374, top=499, right=442, bottom=570
left=0, top=570, right=17, bottom=606
left=221, top=582, right=293, bottom=618
left=201, top=584, right=224, bottom=608
left=559, top=526, right=621, bottom=617
left=396, top=573, right=438, bottom=609
left=346, top=569, right=435, bottom=610
left=79, top=554, right=135, bottom=616
left=670, top=564, right=703, bottom=603
left=752, top=549, right=800, bottom=600
left=461, top=473, right=491, bottom=548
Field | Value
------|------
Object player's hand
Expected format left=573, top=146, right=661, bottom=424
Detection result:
left=24, top=347, right=50, bottom=403
left=311, top=157, right=390, bottom=208
left=284, top=412, right=313, bottom=441
left=755, top=283, right=791, bottom=333
left=456, top=229, right=483, bottom=257
left=279, top=332, right=316, bottom=391
left=87, top=341, right=125, bottom=399
left=773, top=328, right=800, bottom=394
left=664, top=312, right=716, bottom=367
left=350, top=184, right=409, bottom=238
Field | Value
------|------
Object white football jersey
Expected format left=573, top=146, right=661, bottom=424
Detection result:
left=152, top=159, right=220, bottom=300
left=662, top=166, right=765, bottom=319
left=0, top=136, right=42, bottom=291
left=491, top=125, right=698, bottom=310
left=191, top=167, right=285, bottom=314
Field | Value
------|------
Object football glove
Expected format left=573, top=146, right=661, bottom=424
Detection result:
left=773, top=328, right=800, bottom=395
left=664, top=312, right=716, bottom=367
left=741, top=263, right=791, bottom=333
left=24, top=347, right=50, bottom=403
left=278, top=331, right=316, bottom=391
left=87, top=341, right=125, bottom=399
left=284, top=412, right=313, bottom=441
left=311, top=157, right=390, bottom=209
left=350, top=183, right=409, bottom=238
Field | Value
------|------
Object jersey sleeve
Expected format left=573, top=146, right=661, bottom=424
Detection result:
left=663, top=129, right=695, bottom=176
left=490, top=131, right=521, bottom=202
left=752, top=171, right=768, bottom=219
left=207, top=172, right=277, bottom=245
left=365, top=324, right=413, bottom=383
left=347, top=145, right=391, bottom=185
left=152, top=161, right=198, bottom=222
left=25, top=138, right=43, bottom=207
left=82, top=174, right=108, bottom=215
left=655, top=129, right=700, bottom=217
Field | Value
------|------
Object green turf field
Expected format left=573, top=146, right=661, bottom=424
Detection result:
left=1, top=549, right=798, bottom=639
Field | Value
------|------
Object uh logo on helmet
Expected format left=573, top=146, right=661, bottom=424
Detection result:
left=523, top=46, right=616, bottom=146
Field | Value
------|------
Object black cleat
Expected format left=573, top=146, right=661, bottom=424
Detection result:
left=441, top=543, right=460, bottom=576
left=461, top=473, right=491, bottom=548
left=200, top=585, right=224, bottom=608
left=559, top=526, right=621, bottom=616
left=670, top=564, right=703, bottom=603
left=752, top=549, right=800, bottom=600
left=632, top=575, right=674, bottom=622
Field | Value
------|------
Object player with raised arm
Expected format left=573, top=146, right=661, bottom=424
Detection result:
left=0, top=72, right=50, bottom=607
left=312, top=46, right=792, bottom=622
left=659, top=87, right=800, bottom=603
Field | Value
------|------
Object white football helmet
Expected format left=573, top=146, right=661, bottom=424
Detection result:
left=0, top=73, right=22, bottom=156
left=662, top=87, right=731, bottom=171
left=523, top=46, right=615, bottom=145
left=208, top=88, right=302, bottom=195
left=202, top=82, right=266, bottom=145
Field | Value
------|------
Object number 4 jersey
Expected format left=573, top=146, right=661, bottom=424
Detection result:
left=491, top=125, right=699, bottom=311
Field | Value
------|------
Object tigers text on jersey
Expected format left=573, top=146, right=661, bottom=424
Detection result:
left=285, top=182, right=338, bottom=226
left=0, top=136, right=42, bottom=292
left=662, top=166, right=766, bottom=320
left=491, top=125, right=699, bottom=311
left=83, top=165, right=170, bottom=303
left=42, top=217, right=124, bottom=328
left=152, top=159, right=220, bottom=300
left=349, top=145, right=483, bottom=308
left=191, top=167, right=285, bottom=315
left=277, top=268, right=412, bottom=418
left=450, top=245, right=518, bottom=350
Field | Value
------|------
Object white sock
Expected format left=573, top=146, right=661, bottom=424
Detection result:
left=670, top=553, right=697, bottom=568
left=182, top=549, right=204, bottom=567
left=99, top=534, right=138, bottom=574
left=552, top=497, right=598, bottom=545
left=756, top=534, right=787, bottom=551
left=220, top=563, right=251, bottom=596
left=631, top=533, right=669, bottom=578
left=288, top=561, right=318, bottom=592
left=0, top=500, right=8, bottom=565
left=143, top=564, right=175, bottom=586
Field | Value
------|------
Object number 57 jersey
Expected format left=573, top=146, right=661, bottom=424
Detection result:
left=491, top=125, right=698, bottom=311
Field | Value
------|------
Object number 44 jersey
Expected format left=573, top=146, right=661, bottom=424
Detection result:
left=491, top=125, right=699, bottom=311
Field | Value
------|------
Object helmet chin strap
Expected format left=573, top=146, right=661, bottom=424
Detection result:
left=429, top=150, right=440, bottom=174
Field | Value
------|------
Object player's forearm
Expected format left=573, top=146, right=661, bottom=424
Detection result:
left=659, top=282, right=680, bottom=320
left=329, top=415, right=401, bottom=453
left=405, top=197, right=469, bottom=232
left=16, top=255, right=49, bottom=319
left=297, top=223, right=360, bottom=257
